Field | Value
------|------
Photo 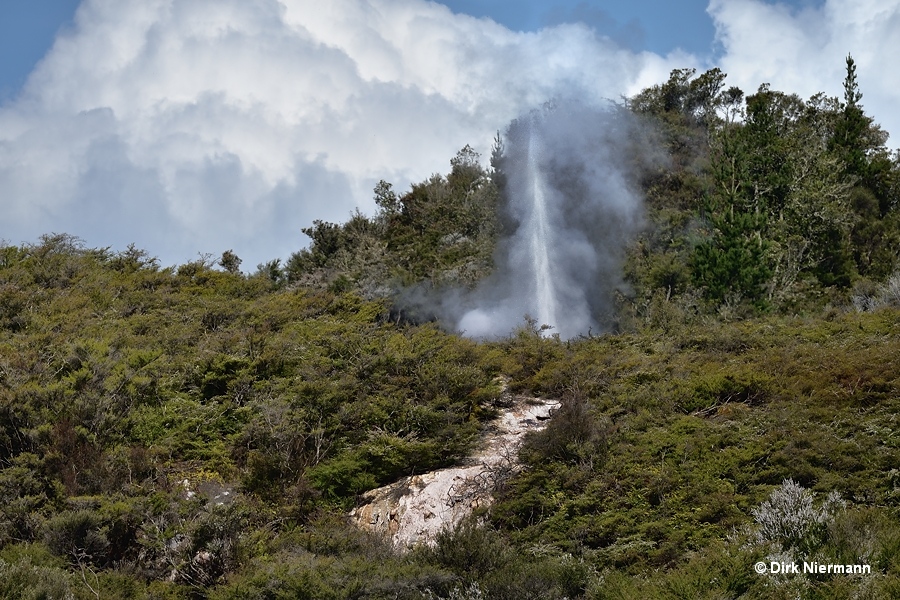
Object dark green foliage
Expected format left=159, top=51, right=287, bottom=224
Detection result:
left=381, top=147, right=499, bottom=285
left=629, top=60, right=899, bottom=320
left=0, top=453, right=62, bottom=545
left=416, top=520, right=594, bottom=599
left=740, top=85, right=798, bottom=217
left=691, top=209, right=772, bottom=306
left=521, top=393, right=611, bottom=468
left=0, top=544, right=75, bottom=600
left=427, top=521, right=511, bottom=580
left=629, top=67, right=726, bottom=130
left=218, top=250, right=242, bottom=275
left=487, top=311, right=900, bottom=598
left=44, top=508, right=109, bottom=567
left=831, top=55, right=869, bottom=180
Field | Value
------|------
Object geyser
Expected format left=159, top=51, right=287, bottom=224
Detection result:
left=525, top=124, right=559, bottom=332
left=456, top=100, right=651, bottom=339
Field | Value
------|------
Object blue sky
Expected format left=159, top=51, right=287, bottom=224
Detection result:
left=441, top=0, right=718, bottom=54
left=1, top=0, right=897, bottom=267
left=0, top=0, right=81, bottom=101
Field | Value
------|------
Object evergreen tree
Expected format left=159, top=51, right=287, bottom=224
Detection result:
left=741, top=85, right=799, bottom=220
left=831, top=54, right=868, bottom=179
left=692, top=209, right=772, bottom=307
left=828, top=55, right=900, bottom=277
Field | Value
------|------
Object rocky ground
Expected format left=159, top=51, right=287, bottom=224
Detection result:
left=350, top=394, right=560, bottom=548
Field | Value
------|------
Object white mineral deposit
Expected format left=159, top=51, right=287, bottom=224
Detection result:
left=350, top=395, right=559, bottom=548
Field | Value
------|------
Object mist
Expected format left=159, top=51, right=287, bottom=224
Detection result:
left=454, top=100, right=654, bottom=339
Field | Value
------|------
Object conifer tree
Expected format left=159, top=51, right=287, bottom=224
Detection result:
left=831, top=54, right=868, bottom=179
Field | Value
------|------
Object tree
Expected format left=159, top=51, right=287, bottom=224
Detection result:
left=740, top=85, right=802, bottom=219
left=827, top=54, right=900, bottom=277
left=218, top=250, right=242, bottom=274
left=448, top=145, right=487, bottom=198
left=692, top=209, right=772, bottom=307
left=255, top=259, right=284, bottom=285
left=628, top=67, right=726, bottom=128
left=373, top=180, right=399, bottom=215
left=692, top=83, right=781, bottom=306
left=490, top=131, right=506, bottom=189
left=301, top=220, right=344, bottom=267
left=831, top=54, right=868, bottom=179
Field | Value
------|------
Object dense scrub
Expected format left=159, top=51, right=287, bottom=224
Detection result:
left=280, top=144, right=501, bottom=301
left=2, top=233, right=899, bottom=598
left=0, top=234, right=506, bottom=597
left=491, top=310, right=900, bottom=597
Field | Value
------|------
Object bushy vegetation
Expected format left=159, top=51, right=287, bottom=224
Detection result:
left=625, top=58, right=899, bottom=321
left=0, top=232, right=507, bottom=597
left=281, top=145, right=500, bottom=301
left=1, top=57, right=899, bottom=598
left=490, top=310, right=900, bottom=597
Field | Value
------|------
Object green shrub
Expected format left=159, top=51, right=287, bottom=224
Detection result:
left=426, top=521, right=511, bottom=581
left=677, top=371, right=770, bottom=414
left=0, top=555, right=74, bottom=600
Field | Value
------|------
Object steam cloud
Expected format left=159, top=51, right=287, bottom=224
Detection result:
left=456, top=101, right=653, bottom=339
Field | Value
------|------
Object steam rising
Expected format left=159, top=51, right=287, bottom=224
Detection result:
left=457, top=101, right=650, bottom=339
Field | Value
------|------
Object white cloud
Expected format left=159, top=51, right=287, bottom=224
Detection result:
left=710, top=0, right=900, bottom=144
left=11, top=0, right=893, bottom=270
left=1, top=0, right=688, bottom=267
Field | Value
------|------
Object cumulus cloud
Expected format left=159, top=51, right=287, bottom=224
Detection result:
left=3, top=0, right=893, bottom=269
left=710, top=0, right=900, bottom=143
left=0, top=0, right=683, bottom=267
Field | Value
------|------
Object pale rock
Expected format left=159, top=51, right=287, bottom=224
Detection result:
left=350, top=396, right=559, bottom=548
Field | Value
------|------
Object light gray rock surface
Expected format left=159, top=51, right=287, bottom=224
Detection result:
left=350, top=396, right=559, bottom=548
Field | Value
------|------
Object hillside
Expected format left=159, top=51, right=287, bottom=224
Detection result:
left=1, top=61, right=900, bottom=599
